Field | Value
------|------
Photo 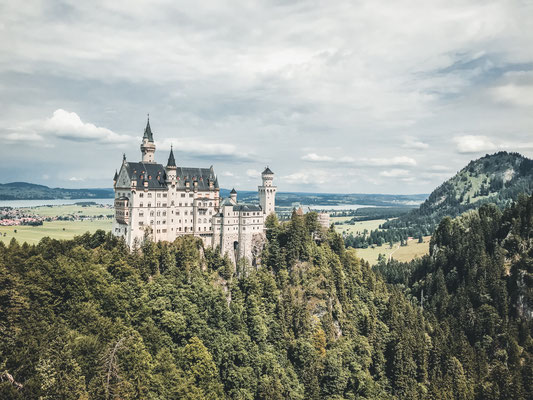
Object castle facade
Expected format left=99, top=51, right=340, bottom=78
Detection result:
left=112, top=118, right=276, bottom=265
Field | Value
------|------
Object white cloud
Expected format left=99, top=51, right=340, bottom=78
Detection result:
left=301, top=153, right=334, bottom=162
left=68, top=177, right=84, bottom=181
left=246, top=169, right=260, bottom=178
left=5, top=132, right=44, bottom=143
left=157, top=138, right=254, bottom=162
left=301, top=153, right=416, bottom=167
left=491, top=84, right=533, bottom=107
left=380, top=169, right=410, bottom=178
left=360, top=156, right=417, bottom=167
left=429, top=164, right=452, bottom=172
left=43, top=109, right=132, bottom=144
left=453, top=135, right=497, bottom=154
left=221, top=171, right=234, bottom=177
left=402, top=136, right=429, bottom=150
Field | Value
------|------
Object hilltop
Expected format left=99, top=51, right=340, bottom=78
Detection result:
left=383, top=151, right=533, bottom=235
left=0, top=182, right=114, bottom=200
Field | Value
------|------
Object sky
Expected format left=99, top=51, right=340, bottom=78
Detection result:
left=1, top=0, right=532, bottom=194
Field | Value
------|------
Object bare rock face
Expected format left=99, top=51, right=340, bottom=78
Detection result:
left=250, top=233, right=267, bottom=268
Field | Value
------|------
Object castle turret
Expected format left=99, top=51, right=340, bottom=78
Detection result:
left=165, top=145, right=177, bottom=182
left=140, top=115, right=156, bottom=163
left=258, top=166, right=276, bottom=216
left=230, top=188, right=237, bottom=203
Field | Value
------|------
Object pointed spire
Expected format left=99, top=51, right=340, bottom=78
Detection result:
left=123, top=153, right=126, bottom=163
left=113, top=170, right=118, bottom=181
left=167, top=144, right=176, bottom=167
left=143, top=114, right=154, bottom=142
left=230, top=188, right=237, bottom=194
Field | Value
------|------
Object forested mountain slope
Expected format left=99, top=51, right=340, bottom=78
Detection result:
left=375, top=195, right=533, bottom=399
left=0, top=207, right=531, bottom=399
left=383, top=151, right=533, bottom=236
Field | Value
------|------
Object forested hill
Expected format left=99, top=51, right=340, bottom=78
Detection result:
left=375, top=195, right=533, bottom=399
left=383, top=151, right=533, bottom=235
left=0, top=182, right=114, bottom=200
left=1, top=207, right=531, bottom=399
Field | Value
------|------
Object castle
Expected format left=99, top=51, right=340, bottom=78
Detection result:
left=112, top=118, right=277, bottom=265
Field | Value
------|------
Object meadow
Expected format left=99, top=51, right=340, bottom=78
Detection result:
left=331, top=217, right=388, bottom=235
left=354, top=236, right=431, bottom=263
left=22, top=204, right=114, bottom=217
left=0, top=219, right=113, bottom=244
left=1, top=205, right=114, bottom=245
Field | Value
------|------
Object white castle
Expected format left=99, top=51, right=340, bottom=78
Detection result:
left=112, top=118, right=277, bottom=265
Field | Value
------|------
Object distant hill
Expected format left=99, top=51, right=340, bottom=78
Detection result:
left=383, top=151, right=533, bottom=234
left=1, top=182, right=427, bottom=206
left=0, top=182, right=114, bottom=200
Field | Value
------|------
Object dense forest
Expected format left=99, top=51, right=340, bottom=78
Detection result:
left=1, top=202, right=531, bottom=398
left=347, top=152, right=533, bottom=248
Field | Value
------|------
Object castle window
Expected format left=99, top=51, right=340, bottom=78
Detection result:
left=163, top=203, right=167, bottom=207
left=157, top=211, right=160, bottom=216
left=148, top=203, right=151, bottom=207
left=157, top=202, right=160, bottom=207
left=181, top=194, right=185, bottom=198
left=148, top=193, right=152, bottom=198
left=163, top=211, right=166, bottom=216
left=140, top=202, right=143, bottom=207
left=150, top=211, right=154, bottom=217
left=157, top=193, right=161, bottom=198
left=139, top=212, right=143, bottom=217
left=139, top=221, right=143, bottom=226
left=163, top=193, right=167, bottom=198
left=139, top=193, right=144, bottom=198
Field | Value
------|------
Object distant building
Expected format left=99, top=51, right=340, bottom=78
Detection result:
left=317, top=212, right=330, bottom=229
left=112, top=117, right=277, bottom=265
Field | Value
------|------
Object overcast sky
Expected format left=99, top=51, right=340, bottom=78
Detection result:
left=1, top=0, right=532, bottom=194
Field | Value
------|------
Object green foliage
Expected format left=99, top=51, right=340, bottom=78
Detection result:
left=1, top=201, right=531, bottom=399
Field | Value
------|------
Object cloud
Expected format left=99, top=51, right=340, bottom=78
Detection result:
left=157, top=139, right=254, bottom=162
left=453, top=135, right=497, bottom=153
left=301, top=153, right=416, bottom=167
left=491, top=84, right=533, bottom=107
left=301, top=153, right=334, bottom=162
left=68, top=177, right=84, bottom=181
left=246, top=169, right=260, bottom=178
left=429, top=164, right=452, bottom=172
left=402, top=136, right=429, bottom=150
left=359, top=157, right=417, bottom=167
left=380, top=169, right=410, bottom=178
left=43, top=109, right=131, bottom=144
left=5, top=131, right=44, bottom=143
left=220, top=171, right=234, bottom=177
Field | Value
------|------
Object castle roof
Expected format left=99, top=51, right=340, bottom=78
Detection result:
left=230, top=188, right=237, bottom=194
left=113, top=170, right=118, bottom=181
left=233, top=204, right=262, bottom=212
left=262, top=166, right=274, bottom=175
left=123, top=162, right=219, bottom=191
left=143, top=116, right=154, bottom=142
left=167, top=146, right=176, bottom=167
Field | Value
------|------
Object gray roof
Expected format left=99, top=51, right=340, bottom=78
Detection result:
left=125, top=162, right=167, bottom=190
left=124, top=162, right=219, bottom=191
left=230, top=188, right=237, bottom=194
left=167, top=147, right=176, bottom=167
left=233, top=204, right=262, bottom=212
left=262, top=166, right=274, bottom=175
left=143, top=118, right=154, bottom=142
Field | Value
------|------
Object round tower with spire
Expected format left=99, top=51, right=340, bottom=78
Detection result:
left=258, top=166, right=277, bottom=216
left=140, top=115, right=156, bottom=163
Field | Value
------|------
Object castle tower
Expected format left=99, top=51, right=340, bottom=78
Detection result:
left=165, top=145, right=177, bottom=182
left=258, top=167, right=276, bottom=216
left=230, top=188, right=237, bottom=203
left=140, top=116, right=156, bottom=163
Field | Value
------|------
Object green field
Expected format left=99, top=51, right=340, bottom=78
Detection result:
left=354, top=236, right=431, bottom=264
left=332, top=218, right=388, bottom=235
left=0, top=219, right=113, bottom=245
left=23, top=204, right=114, bottom=217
